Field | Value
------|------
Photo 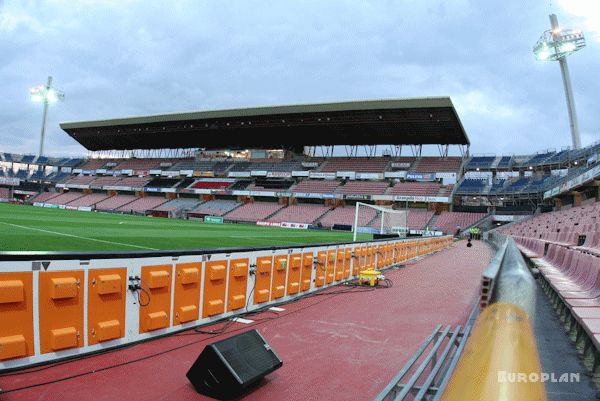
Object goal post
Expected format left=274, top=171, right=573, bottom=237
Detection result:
left=352, top=202, right=408, bottom=241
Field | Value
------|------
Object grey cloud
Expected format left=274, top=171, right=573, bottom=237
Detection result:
left=0, top=0, right=598, bottom=156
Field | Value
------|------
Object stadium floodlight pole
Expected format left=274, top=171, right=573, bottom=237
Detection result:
left=30, top=76, right=65, bottom=156
left=533, top=14, right=586, bottom=149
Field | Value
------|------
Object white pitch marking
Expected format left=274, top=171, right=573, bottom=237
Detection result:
left=0, top=221, right=158, bottom=250
left=269, top=307, right=285, bottom=312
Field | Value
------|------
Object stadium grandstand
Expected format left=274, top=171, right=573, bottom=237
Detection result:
left=1, top=97, right=600, bottom=401
left=1, top=98, right=489, bottom=235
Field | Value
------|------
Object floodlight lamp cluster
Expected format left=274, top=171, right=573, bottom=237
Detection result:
left=29, top=85, right=64, bottom=104
left=533, top=27, right=586, bottom=61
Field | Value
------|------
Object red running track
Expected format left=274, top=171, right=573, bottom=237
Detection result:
left=0, top=241, right=492, bottom=401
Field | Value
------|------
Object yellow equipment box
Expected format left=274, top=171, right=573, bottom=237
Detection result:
left=358, top=269, right=382, bottom=286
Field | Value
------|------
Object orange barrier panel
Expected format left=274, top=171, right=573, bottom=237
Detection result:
left=344, top=249, right=352, bottom=279
left=287, top=254, right=302, bottom=295
left=202, top=261, right=227, bottom=318
left=357, top=246, right=367, bottom=274
left=271, top=255, right=288, bottom=299
left=398, top=243, right=406, bottom=262
left=228, top=258, right=248, bottom=311
left=392, top=244, right=399, bottom=263
left=326, top=250, right=336, bottom=284
left=367, top=246, right=375, bottom=269
left=139, top=264, right=172, bottom=333
left=335, top=250, right=345, bottom=281
left=0, top=272, right=34, bottom=360
left=173, top=262, right=201, bottom=325
left=254, top=256, right=273, bottom=304
left=351, top=249, right=360, bottom=276
left=409, top=241, right=417, bottom=259
left=88, top=268, right=126, bottom=345
left=315, top=252, right=327, bottom=287
left=0, top=236, right=454, bottom=370
left=39, top=270, right=84, bottom=353
left=376, top=245, right=385, bottom=269
left=301, top=253, right=313, bottom=291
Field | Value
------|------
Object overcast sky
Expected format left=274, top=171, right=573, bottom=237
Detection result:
left=0, top=0, right=598, bottom=157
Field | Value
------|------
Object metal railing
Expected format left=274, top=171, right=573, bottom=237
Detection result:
left=373, top=321, right=474, bottom=401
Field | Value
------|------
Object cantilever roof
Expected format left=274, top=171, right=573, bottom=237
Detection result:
left=60, top=97, right=469, bottom=151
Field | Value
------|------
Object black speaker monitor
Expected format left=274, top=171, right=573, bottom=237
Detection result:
left=186, top=329, right=283, bottom=400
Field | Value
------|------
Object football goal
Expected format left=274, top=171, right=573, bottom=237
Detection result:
left=352, top=202, right=409, bottom=241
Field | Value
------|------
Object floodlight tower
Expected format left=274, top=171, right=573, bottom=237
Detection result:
left=30, top=76, right=65, bottom=156
left=533, top=14, right=586, bottom=149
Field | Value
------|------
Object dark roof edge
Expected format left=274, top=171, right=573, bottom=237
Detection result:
left=60, top=97, right=454, bottom=130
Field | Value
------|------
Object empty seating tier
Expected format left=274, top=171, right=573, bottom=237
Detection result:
left=413, top=157, right=462, bottom=173
left=90, top=176, right=122, bottom=186
left=79, top=159, right=109, bottom=170
left=433, top=211, right=486, bottom=234
left=320, top=157, right=389, bottom=173
left=169, top=160, right=232, bottom=173
left=95, top=195, right=138, bottom=211
left=116, top=196, right=168, bottom=213
left=65, top=176, right=96, bottom=185
left=66, top=193, right=111, bottom=208
left=113, top=159, right=162, bottom=170
left=145, top=177, right=182, bottom=188
left=44, top=191, right=86, bottom=205
left=267, top=204, right=331, bottom=224
left=455, top=179, right=486, bottom=193
left=501, top=200, right=600, bottom=255
left=223, top=202, right=284, bottom=222
left=466, top=156, right=496, bottom=169
left=116, top=176, right=152, bottom=187
left=152, top=198, right=201, bottom=212
left=338, top=181, right=389, bottom=195
left=229, top=161, right=304, bottom=172
left=292, top=180, right=340, bottom=194
left=189, top=199, right=241, bottom=216
left=406, top=209, right=435, bottom=230
left=319, top=207, right=376, bottom=228
left=189, top=180, right=233, bottom=190
left=31, top=192, right=60, bottom=203
left=388, top=182, right=440, bottom=196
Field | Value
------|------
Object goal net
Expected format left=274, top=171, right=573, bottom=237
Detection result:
left=353, top=202, right=408, bottom=241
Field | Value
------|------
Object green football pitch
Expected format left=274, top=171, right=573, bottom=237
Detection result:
left=0, top=203, right=370, bottom=252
